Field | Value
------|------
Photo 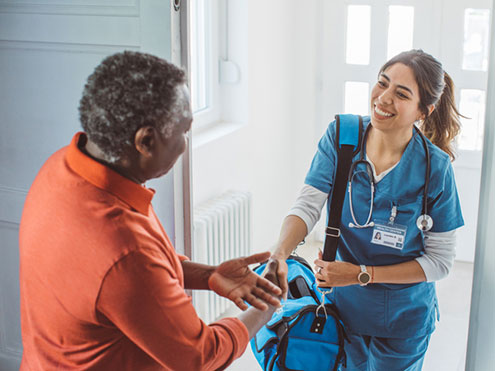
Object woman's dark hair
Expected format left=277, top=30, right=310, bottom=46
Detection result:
left=380, top=49, right=462, bottom=160
left=79, top=51, right=187, bottom=162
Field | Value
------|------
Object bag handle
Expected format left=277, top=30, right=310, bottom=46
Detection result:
left=322, top=115, right=363, bottom=262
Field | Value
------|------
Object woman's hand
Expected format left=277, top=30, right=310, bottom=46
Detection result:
left=314, top=250, right=361, bottom=287
left=262, top=256, right=288, bottom=300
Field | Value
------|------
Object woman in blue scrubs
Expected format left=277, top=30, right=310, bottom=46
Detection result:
left=267, top=50, right=464, bottom=370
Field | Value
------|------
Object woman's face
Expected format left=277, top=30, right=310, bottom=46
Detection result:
left=370, top=63, right=425, bottom=135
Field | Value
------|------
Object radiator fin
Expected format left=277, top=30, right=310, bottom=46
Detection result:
left=192, top=191, right=252, bottom=323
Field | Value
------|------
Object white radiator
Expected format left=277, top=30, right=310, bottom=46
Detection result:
left=192, top=191, right=252, bottom=323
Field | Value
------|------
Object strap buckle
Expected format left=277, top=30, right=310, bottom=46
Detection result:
left=325, top=226, right=341, bottom=238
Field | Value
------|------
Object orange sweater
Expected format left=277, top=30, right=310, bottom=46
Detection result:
left=19, top=133, right=248, bottom=370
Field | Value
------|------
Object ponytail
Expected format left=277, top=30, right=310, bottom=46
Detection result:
left=421, top=72, right=461, bottom=161
left=421, top=72, right=462, bottom=161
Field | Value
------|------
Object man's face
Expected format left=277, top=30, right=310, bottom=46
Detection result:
left=148, top=85, right=193, bottom=179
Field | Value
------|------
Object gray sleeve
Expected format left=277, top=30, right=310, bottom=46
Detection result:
left=415, top=230, right=457, bottom=282
left=287, top=184, right=327, bottom=234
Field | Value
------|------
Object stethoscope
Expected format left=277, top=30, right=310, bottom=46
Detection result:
left=347, top=123, right=434, bottom=232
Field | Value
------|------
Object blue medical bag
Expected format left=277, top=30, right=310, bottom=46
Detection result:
left=250, top=256, right=347, bottom=371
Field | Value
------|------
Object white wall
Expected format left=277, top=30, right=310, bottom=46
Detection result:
left=192, top=0, right=323, bottom=253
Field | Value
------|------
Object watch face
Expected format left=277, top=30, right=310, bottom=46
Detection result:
left=359, top=272, right=371, bottom=284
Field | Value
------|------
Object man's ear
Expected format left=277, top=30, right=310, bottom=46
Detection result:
left=134, top=126, right=156, bottom=157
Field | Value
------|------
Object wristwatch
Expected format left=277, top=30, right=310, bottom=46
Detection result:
left=358, top=265, right=371, bottom=286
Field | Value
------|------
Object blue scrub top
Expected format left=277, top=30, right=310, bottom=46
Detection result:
left=305, top=117, right=464, bottom=338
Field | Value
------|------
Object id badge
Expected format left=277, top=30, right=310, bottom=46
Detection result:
left=371, top=220, right=407, bottom=250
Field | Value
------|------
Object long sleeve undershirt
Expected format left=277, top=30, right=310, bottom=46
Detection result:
left=288, top=184, right=457, bottom=282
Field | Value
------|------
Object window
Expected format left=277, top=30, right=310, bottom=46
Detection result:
left=190, top=0, right=211, bottom=113
left=189, top=0, right=248, bottom=138
left=189, top=0, right=220, bottom=128
left=346, top=5, right=371, bottom=65
left=462, top=8, right=491, bottom=71
left=459, top=89, right=486, bottom=151
left=387, top=6, right=414, bottom=60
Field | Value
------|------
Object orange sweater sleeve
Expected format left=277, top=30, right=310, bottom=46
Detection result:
left=95, top=249, right=249, bottom=371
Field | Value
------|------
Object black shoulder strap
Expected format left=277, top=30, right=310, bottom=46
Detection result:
left=322, top=115, right=363, bottom=261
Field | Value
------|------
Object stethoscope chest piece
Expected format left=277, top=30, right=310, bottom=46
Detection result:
left=416, top=214, right=433, bottom=232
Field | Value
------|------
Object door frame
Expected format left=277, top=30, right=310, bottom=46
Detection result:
left=174, top=0, right=193, bottom=259
left=465, top=0, right=495, bottom=368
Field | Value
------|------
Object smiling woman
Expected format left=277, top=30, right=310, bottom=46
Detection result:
left=267, top=49, right=465, bottom=371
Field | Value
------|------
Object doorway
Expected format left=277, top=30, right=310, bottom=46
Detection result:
left=317, top=0, right=491, bottom=369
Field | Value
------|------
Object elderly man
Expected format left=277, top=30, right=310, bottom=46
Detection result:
left=19, top=51, right=280, bottom=370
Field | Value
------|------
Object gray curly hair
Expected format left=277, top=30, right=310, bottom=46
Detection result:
left=79, top=51, right=187, bottom=163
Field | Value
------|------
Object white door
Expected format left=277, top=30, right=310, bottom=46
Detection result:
left=320, top=0, right=491, bottom=262
left=0, top=1, right=178, bottom=369
left=438, top=0, right=492, bottom=262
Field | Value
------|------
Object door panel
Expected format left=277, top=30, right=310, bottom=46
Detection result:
left=0, top=47, right=126, bottom=189
left=0, top=222, right=22, bottom=369
left=439, top=0, right=492, bottom=262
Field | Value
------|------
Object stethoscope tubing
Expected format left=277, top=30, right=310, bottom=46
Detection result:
left=347, top=123, right=432, bottom=231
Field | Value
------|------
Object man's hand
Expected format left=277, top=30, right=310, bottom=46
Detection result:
left=208, top=251, right=282, bottom=311
left=262, top=256, right=288, bottom=300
